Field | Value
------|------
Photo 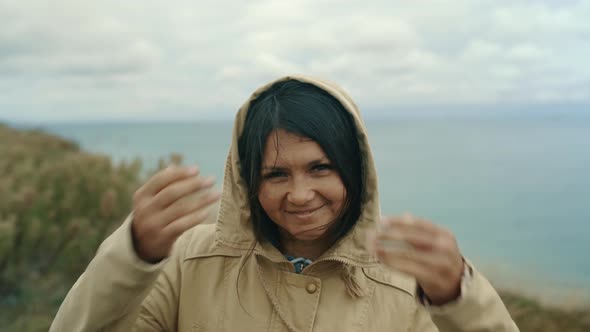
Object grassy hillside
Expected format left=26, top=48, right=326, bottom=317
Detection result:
left=0, top=123, right=588, bottom=331
left=0, top=123, right=143, bottom=331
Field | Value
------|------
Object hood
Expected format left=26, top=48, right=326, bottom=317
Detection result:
left=214, top=75, right=381, bottom=265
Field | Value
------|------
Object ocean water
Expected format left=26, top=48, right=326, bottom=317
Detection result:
left=42, top=115, right=590, bottom=303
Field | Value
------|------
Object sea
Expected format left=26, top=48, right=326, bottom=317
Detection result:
left=39, top=114, right=590, bottom=306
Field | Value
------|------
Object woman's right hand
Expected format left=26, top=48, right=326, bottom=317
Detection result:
left=131, top=166, right=221, bottom=263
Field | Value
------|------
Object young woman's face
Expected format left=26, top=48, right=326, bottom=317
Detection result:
left=258, top=129, right=347, bottom=241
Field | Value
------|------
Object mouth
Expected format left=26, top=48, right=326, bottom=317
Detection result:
left=285, top=204, right=325, bottom=217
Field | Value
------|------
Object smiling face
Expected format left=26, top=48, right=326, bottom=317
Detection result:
left=258, top=129, right=347, bottom=241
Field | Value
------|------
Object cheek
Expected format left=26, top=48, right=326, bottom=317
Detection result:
left=258, top=184, right=283, bottom=213
left=322, top=177, right=347, bottom=208
left=334, top=188, right=347, bottom=211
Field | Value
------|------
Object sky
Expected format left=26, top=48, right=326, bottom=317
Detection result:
left=1, top=0, right=589, bottom=123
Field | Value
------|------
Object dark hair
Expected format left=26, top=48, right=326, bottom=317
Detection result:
left=238, top=79, right=365, bottom=247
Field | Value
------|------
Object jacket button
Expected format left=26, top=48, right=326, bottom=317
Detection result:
left=306, top=283, right=317, bottom=294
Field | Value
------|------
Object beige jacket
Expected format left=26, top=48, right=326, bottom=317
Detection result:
left=51, top=75, right=519, bottom=332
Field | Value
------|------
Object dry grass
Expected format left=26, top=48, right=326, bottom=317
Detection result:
left=501, top=292, right=590, bottom=331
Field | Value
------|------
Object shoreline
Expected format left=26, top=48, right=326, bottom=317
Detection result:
left=474, top=259, right=590, bottom=309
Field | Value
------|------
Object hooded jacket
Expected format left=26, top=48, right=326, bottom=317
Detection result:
left=50, top=75, right=519, bottom=332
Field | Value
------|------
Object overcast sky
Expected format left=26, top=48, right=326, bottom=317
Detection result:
left=1, top=0, right=589, bottom=123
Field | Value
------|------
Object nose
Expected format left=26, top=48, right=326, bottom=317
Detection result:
left=287, top=178, right=315, bottom=205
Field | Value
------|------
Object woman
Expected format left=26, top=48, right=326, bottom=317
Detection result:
left=51, top=76, right=519, bottom=331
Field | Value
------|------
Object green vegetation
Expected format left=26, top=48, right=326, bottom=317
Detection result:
left=0, top=123, right=142, bottom=331
left=502, top=292, right=590, bottom=331
left=1, top=123, right=588, bottom=331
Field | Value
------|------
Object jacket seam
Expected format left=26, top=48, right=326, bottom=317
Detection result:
left=184, top=240, right=245, bottom=260
left=216, top=256, right=233, bottom=331
left=355, top=276, right=376, bottom=332
left=362, top=268, right=414, bottom=297
left=183, top=253, right=241, bottom=262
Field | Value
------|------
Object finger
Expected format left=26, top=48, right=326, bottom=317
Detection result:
left=377, top=227, right=434, bottom=251
left=377, top=227, right=462, bottom=269
left=379, top=247, right=463, bottom=302
left=377, top=247, right=453, bottom=283
left=159, top=189, right=221, bottom=225
left=387, top=215, right=439, bottom=236
left=141, top=166, right=200, bottom=198
left=380, top=212, right=413, bottom=226
left=376, top=236, right=413, bottom=251
left=378, top=247, right=437, bottom=267
left=369, top=230, right=410, bottom=255
left=379, top=213, right=415, bottom=233
left=163, top=204, right=215, bottom=239
left=380, top=246, right=461, bottom=283
left=377, top=248, right=432, bottom=280
left=392, top=221, right=460, bottom=257
left=152, top=175, right=216, bottom=209
left=377, top=215, right=396, bottom=231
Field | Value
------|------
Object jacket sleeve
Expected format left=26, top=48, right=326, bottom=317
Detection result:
left=411, top=262, right=519, bottom=332
left=49, top=214, right=184, bottom=332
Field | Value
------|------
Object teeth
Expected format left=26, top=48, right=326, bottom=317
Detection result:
left=291, top=209, right=316, bottom=216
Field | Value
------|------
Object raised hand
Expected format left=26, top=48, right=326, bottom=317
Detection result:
left=131, top=166, right=221, bottom=263
left=368, top=213, right=465, bottom=305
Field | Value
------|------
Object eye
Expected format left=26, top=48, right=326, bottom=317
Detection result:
left=263, top=171, right=287, bottom=179
left=311, top=163, right=333, bottom=172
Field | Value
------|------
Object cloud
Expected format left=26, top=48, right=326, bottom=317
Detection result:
left=0, top=0, right=589, bottom=122
left=0, top=2, right=161, bottom=78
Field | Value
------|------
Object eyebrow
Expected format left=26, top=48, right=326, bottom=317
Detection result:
left=262, top=158, right=330, bottom=170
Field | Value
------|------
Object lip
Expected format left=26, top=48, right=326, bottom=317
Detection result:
left=285, top=204, right=325, bottom=217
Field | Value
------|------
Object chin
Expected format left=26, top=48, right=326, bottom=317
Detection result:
left=289, top=227, right=329, bottom=241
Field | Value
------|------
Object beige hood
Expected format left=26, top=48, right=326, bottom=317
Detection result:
left=214, top=75, right=381, bottom=264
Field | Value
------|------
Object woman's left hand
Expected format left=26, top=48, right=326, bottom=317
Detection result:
left=368, top=213, right=465, bottom=305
